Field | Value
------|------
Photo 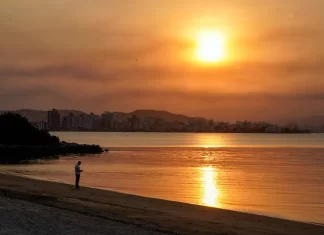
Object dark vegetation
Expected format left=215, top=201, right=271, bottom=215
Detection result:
left=0, top=113, right=60, bottom=146
left=0, top=113, right=104, bottom=164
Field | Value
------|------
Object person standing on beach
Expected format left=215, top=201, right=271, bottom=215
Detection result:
left=75, top=161, right=83, bottom=189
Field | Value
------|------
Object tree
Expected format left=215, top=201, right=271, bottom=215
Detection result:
left=0, top=113, right=60, bottom=146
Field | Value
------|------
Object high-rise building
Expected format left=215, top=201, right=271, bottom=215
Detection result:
left=102, top=112, right=115, bottom=130
left=65, top=113, right=75, bottom=130
left=80, top=114, right=93, bottom=130
left=38, top=121, right=48, bottom=130
left=61, top=116, right=68, bottom=129
left=48, top=109, right=61, bottom=130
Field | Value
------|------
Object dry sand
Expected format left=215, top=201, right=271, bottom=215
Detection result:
left=0, top=196, right=167, bottom=235
left=0, top=173, right=323, bottom=235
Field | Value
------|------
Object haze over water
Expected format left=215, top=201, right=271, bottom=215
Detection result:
left=2, top=132, right=323, bottom=224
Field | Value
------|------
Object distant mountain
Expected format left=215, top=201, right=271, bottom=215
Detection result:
left=130, top=110, right=203, bottom=123
left=0, top=109, right=86, bottom=122
left=297, top=115, right=324, bottom=126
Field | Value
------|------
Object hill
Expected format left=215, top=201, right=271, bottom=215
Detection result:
left=130, top=110, right=204, bottom=123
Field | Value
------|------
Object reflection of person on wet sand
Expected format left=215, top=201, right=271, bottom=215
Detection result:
left=75, top=161, right=83, bottom=189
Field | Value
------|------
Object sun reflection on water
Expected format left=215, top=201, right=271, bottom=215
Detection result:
left=197, top=134, right=226, bottom=148
left=202, top=166, right=221, bottom=207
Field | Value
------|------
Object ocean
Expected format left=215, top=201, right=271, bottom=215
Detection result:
left=1, top=132, right=323, bottom=224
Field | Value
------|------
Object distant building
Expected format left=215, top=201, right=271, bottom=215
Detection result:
left=93, top=117, right=103, bottom=130
left=32, top=121, right=48, bottom=130
left=60, top=113, right=98, bottom=130
left=89, top=113, right=100, bottom=130
left=80, top=114, right=94, bottom=130
left=65, top=113, right=79, bottom=130
left=102, top=112, right=115, bottom=130
left=39, top=121, right=48, bottom=130
left=129, top=114, right=140, bottom=130
left=48, top=109, right=60, bottom=130
left=72, top=115, right=81, bottom=129
left=61, top=116, right=68, bottom=129
left=67, top=113, right=74, bottom=129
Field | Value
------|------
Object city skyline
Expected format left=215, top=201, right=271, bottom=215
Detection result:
left=41, top=109, right=310, bottom=133
left=2, top=106, right=324, bottom=127
left=2, top=108, right=320, bottom=133
left=1, top=1, right=324, bottom=122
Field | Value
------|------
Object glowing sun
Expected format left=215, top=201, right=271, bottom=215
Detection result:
left=196, top=31, right=226, bottom=63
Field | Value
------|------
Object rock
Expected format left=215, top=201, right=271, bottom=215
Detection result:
left=0, top=144, right=106, bottom=164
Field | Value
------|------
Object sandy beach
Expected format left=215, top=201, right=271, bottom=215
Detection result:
left=0, top=196, right=167, bottom=235
left=0, top=173, right=323, bottom=235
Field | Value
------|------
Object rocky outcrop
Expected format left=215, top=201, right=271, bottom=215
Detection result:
left=0, top=142, right=104, bottom=164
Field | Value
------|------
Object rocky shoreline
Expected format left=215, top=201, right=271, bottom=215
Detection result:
left=0, top=142, right=105, bottom=164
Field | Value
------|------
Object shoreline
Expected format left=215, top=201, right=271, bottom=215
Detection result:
left=1, top=170, right=321, bottom=226
left=107, top=146, right=324, bottom=150
left=0, top=173, right=323, bottom=235
left=51, top=130, right=313, bottom=134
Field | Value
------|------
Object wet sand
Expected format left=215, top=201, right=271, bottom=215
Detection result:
left=0, top=173, right=323, bottom=235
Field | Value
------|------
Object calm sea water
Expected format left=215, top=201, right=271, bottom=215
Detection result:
left=1, top=132, right=323, bottom=224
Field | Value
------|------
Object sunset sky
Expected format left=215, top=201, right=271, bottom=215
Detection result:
left=1, top=0, right=323, bottom=122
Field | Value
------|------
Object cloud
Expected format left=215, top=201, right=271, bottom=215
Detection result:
left=2, top=69, right=324, bottom=122
left=1, top=55, right=324, bottom=89
left=232, top=26, right=324, bottom=62
left=255, top=27, right=323, bottom=43
left=0, top=65, right=95, bottom=80
left=1, top=14, right=324, bottom=121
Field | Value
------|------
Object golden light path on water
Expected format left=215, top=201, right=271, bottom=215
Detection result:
left=202, top=166, right=221, bottom=207
left=198, top=135, right=223, bottom=207
left=2, top=132, right=324, bottom=223
left=199, top=135, right=226, bottom=148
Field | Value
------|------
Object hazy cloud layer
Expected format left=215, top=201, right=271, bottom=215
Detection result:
left=1, top=0, right=324, bottom=121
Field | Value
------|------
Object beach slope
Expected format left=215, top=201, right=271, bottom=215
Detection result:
left=0, top=174, right=323, bottom=235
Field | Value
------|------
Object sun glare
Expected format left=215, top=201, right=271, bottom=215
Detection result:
left=196, top=31, right=226, bottom=63
left=202, top=166, right=221, bottom=207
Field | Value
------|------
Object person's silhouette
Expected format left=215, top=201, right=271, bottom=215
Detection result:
left=75, top=161, right=83, bottom=189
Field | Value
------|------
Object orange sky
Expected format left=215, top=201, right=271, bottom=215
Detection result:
left=1, top=0, right=324, bottom=122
